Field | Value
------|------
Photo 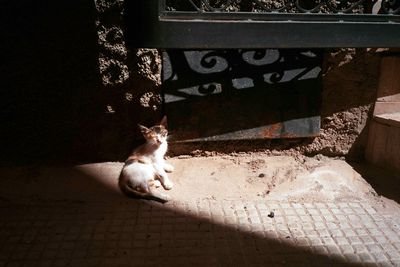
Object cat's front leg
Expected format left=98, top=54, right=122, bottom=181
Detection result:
left=163, top=162, right=174, bottom=173
left=154, top=164, right=174, bottom=190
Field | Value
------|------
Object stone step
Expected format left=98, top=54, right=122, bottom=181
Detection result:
left=374, top=112, right=400, bottom=128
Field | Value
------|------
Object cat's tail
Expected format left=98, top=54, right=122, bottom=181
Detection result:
left=120, top=182, right=171, bottom=203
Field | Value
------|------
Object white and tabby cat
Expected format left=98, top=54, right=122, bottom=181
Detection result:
left=119, top=117, right=174, bottom=203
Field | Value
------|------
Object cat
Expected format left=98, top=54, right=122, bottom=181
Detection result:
left=119, top=116, right=174, bottom=203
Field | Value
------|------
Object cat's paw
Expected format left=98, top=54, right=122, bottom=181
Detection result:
left=161, top=194, right=172, bottom=202
left=163, top=180, right=174, bottom=190
left=164, top=163, right=174, bottom=173
left=153, top=180, right=161, bottom=188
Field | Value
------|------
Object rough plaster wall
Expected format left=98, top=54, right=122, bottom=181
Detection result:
left=306, top=48, right=380, bottom=159
left=94, top=0, right=162, bottom=160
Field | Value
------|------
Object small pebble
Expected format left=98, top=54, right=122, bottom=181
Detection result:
left=267, top=211, right=274, bottom=218
left=177, top=155, right=191, bottom=159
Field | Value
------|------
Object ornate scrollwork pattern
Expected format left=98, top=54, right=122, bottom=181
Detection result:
left=381, top=0, right=400, bottom=14
left=166, top=0, right=400, bottom=14
left=163, top=49, right=322, bottom=100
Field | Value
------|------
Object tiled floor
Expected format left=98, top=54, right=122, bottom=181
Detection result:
left=1, top=198, right=399, bottom=266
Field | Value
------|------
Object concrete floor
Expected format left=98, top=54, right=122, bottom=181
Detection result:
left=0, top=155, right=399, bottom=267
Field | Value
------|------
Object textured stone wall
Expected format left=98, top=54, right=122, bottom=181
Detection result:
left=94, top=0, right=163, bottom=160
left=303, top=49, right=380, bottom=160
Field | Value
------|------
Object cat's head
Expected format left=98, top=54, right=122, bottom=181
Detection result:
left=138, top=116, right=168, bottom=146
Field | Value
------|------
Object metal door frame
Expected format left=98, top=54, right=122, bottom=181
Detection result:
left=125, top=0, right=400, bottom=48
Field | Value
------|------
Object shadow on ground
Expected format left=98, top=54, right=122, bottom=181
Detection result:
left=351, top=162, right=400, bottom=204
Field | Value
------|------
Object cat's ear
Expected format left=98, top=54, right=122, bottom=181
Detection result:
left=138, top=124, right=150, bottom=135
left=160, top=116, right=168, bottom=128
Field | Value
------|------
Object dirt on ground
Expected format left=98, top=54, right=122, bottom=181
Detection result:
left=166, top=154, right=381, bottom=203
left=1, top=153, right=399, bottom=214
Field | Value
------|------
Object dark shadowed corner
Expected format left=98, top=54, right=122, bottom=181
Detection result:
left=0, top=0, right=103, bottom=164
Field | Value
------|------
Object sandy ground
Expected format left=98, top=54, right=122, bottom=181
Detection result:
left=1, top=153, right=399, bottom=215
left=168, top=155, right=373, bottom=202
left=166, top=154, right=400, bottom=214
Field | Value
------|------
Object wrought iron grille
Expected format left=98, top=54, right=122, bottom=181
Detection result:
left=165, top=0, right=399, bottom=14
left=125, top=0, right=400, bottom=48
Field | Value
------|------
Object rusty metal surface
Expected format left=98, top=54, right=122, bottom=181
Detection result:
left=162, top=49, right=322, bottom=142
